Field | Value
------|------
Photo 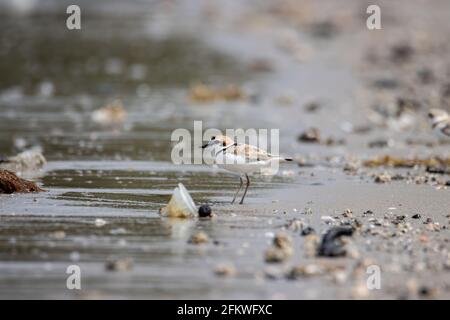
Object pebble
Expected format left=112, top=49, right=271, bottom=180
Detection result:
left=94, top=218, right=107, bottom=227
left=374, top=173, right=391, bottom=183
left=264, top=232, right=293, bottom=263
left=412, top=214, right=421, bottom=219
left=301, top=226, right=315, bottom=236
left=105, top=257, right=133, bottom=272
left=214, top=263, right=236, bottom=277
left=317, top=226, right=354, bottom=257
left=198, top=205, right=212, bottom=218
left=298, top=128, right=320, bottom=143
left=189, top=231, right=209, bottom=244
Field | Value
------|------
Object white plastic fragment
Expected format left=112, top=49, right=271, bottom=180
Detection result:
left=160, top=183, right=197, bottom=218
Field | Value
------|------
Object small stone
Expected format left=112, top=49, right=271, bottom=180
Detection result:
left=342, top=209, right=353, bottom=218
left=264, top=232, right=293, bottom=263
left=301, top=226, right=315, bottom=236
left=189, top=231, right=209, bottom=244
left=418, top=286, right=438, bottom=298
left=214, top=263, right=236, bottom=277
left=317, top=226, right=354, bottom=257
left=49, top=231, right=66, bottom=240
left=287, top=264, right=322, bottom=279
left=374, top=173, right=391, bottom=183
left=198, top=205, right=212, bottom=218
left=94, top=218, right=107, bottom=227
left=273, top=232, right=292, bottom=250
left=351, top=282, right=370, bottom=299
left=298, top=128, right=320, bottom=143
left=264, top=247, right=290, bottom=263
left=105, top=258, right=133, bottom=272
left=412, top=214, right=421, bottom=219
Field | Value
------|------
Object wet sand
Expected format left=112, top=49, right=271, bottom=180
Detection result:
left=0, top=0, right=450, bottom=299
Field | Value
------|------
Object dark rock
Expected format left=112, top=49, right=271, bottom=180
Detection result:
left=198, top=204, right=212, bottom=218
left=317, top=226, right=353, bottom=257
left=105, top=257, right=133, bottom=272
left=372, top=78, right=399, bottom=89
left=0, top=169, right=44, bottom=194
left=298, top=128, right=320, bottom=143
left=390, top=44, right=414, bottom=63
left=301, top=226, right=315, bottom=236
left=412, top=214, right=421, bottom=219
left=310, top=21, right=338, bottom=39
left=417, top=68, right=435, bottom=84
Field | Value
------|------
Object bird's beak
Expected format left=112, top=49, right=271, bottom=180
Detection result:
left=201, top=141, right=212, bottom=149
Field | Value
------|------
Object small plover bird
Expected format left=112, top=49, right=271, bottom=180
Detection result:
left=428, top=108, right=450, bottom=138
left=202, top=135, right=292, bottom=204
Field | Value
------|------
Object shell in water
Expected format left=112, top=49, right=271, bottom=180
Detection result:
left=161, top=183, right=197, bottom=218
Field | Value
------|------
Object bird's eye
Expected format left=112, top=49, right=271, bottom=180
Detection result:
left=211, top=136, right=215, bottom=140
left=222, top=142, right=226, bottom=147
left=428, top=113, right=433, bottom=118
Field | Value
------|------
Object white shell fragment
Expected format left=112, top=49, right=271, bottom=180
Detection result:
left=160, top=183, right=197, bottom=218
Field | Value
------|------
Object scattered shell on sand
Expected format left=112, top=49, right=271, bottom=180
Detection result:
left=298, top=127, right=320, bottom=143
left=317, top=226, right=354, bottom=257
left=91, top=100, right=127, bottom=125
left=264, top=232, right=293, bottom=263
left=189, top=83, right=245, bottom=103
left=214, top=263, right=237, bottom=277
left=374, top=173, right=392, bottom=183
left=105, top=257, right=133, bottom=272
left=189, top=231, right=209, bottom=244
left=287, top=264, right=323, bottom=279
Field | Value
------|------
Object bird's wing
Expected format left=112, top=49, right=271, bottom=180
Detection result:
left=229, top=144, right=272, bottom=161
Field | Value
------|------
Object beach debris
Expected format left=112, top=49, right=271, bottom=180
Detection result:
left=214, top=263, right=237, bottom=277
left=342, top=209, right=353, bottom=218
left=304, top=101, right=320, bottom=113
left=390, top=43, right=414, bottom=63
left=188, top=231, right=209, bottom=244
left=198, top=205, right=212, bottom=218
left=91, top=100, right=127, bottom=126
left=317, top=226, right=354, bottom=257
left=94, top=218, right=107, bottom=227
left=351, top=282, right=370, bottom=299
left=298, top=127, right=320, bottom=143
left=368, top=139, right=394, bottom=149
left=321, top=216, right=336, bottom=224
left=248, top=58, right=274, bottom=72
left=287, top=264, right=323, bottom=279
left=412, top=214, right=421, bottom=219
left=364, top=155, right=450, bottom=168
left=301, top=226, right=315, bottom=236
left=105, top=257, right=133, bottom=272
left=189, top=83, right=245, bottom=103
left=0, top=170, right=44, bottom=194
left=264, top=232, right=293, bottom=263
left=159, top=183, right=197, bottom=218
left=49, top=231, right=66, bottom=240
left=0, top=149, right=47, bottom=172
left=374, top=173, right=392, bottom=183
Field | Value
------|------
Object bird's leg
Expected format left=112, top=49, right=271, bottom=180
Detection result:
left=239, top=174, right=250, bottom=205
left=231, top=176, right=243, bottom=204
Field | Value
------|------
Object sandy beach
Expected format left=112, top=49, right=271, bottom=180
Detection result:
left=0, top=0, right=449, bottom=299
